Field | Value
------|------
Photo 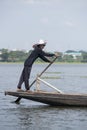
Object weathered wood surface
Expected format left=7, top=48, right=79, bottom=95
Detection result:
left=5, top=91, right=87, bottom=106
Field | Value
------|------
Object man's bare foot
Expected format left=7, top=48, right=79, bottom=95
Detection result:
left=17, top=88, right=24, bottom=92
left=26, top=90, right=32, bottom=93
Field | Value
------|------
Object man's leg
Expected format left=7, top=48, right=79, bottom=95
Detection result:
left=24, top=67, right=31, bottom=90
left=17, top=68, right=24, bottom=89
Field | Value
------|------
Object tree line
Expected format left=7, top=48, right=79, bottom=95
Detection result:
left=0, top=48, right=87, bottom=63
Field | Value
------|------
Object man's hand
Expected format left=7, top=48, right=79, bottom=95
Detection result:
left=54, top=52, right=59, bottom=57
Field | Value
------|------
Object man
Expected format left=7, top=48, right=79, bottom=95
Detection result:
left=17, top=39, right=57, bottom=92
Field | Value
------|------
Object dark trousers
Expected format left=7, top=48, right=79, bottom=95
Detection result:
left=17, top=66, right=32, bottom=90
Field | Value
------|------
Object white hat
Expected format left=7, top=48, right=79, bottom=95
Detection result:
left=33, top=39, right=47, bottom=48
left=37, top=39, right=46, bottom=45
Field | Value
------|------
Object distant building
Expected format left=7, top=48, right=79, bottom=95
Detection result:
left=63, top=50, right=82, bottom=59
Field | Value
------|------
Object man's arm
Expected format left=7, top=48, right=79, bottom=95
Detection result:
left=39, top=54, right=51, bottom=62
left=40, top=49, right=55, bottom=57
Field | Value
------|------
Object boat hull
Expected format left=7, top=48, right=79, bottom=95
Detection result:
left=5, top=91, right=87, bottom=106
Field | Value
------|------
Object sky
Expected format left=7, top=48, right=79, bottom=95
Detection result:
left=0, top=0, right=87, bottom=52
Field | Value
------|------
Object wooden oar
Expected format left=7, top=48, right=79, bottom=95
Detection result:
left=15, top=56, right=58, bottom=103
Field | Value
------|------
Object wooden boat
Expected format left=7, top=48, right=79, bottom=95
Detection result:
left=5, top=90, right=87, bottom=106
left=5, top=77, right=87, bottom=106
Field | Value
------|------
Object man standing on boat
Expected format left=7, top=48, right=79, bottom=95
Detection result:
left=17, top=39, right=57, bottom=92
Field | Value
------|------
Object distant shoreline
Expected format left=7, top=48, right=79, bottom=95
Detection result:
left=0, top=62, right=87, bottom=64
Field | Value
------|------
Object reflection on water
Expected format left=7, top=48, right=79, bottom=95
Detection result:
left=0, top=63, right=87, bottom=130
left=1, top=103, right=87, bottom=130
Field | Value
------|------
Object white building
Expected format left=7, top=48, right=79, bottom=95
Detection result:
left=63, top=51, right=82, bottom=59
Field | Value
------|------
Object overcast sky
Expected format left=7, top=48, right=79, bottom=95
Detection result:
left=0, top=0, right=87, bottom=52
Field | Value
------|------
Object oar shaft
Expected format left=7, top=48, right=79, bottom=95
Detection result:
left=30, top=56, right=58, bottom=88
left=39, top=56, right=58, bottom=77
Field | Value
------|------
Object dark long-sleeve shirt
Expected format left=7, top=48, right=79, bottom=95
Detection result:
left=24, top=47, right=55, bottom=67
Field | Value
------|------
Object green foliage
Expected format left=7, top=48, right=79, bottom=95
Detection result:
left=0, top=49, right=29, bottom=62
left=81, top=52, right=87, bottom=62
left=63, top=55, right=74, bottom=62
left=1, top=52, right=9, bottom=62
left=8, top=51, right=28, bottom=62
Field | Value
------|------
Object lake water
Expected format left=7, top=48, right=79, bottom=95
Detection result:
left=0, top=63, right=87, bottom=130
